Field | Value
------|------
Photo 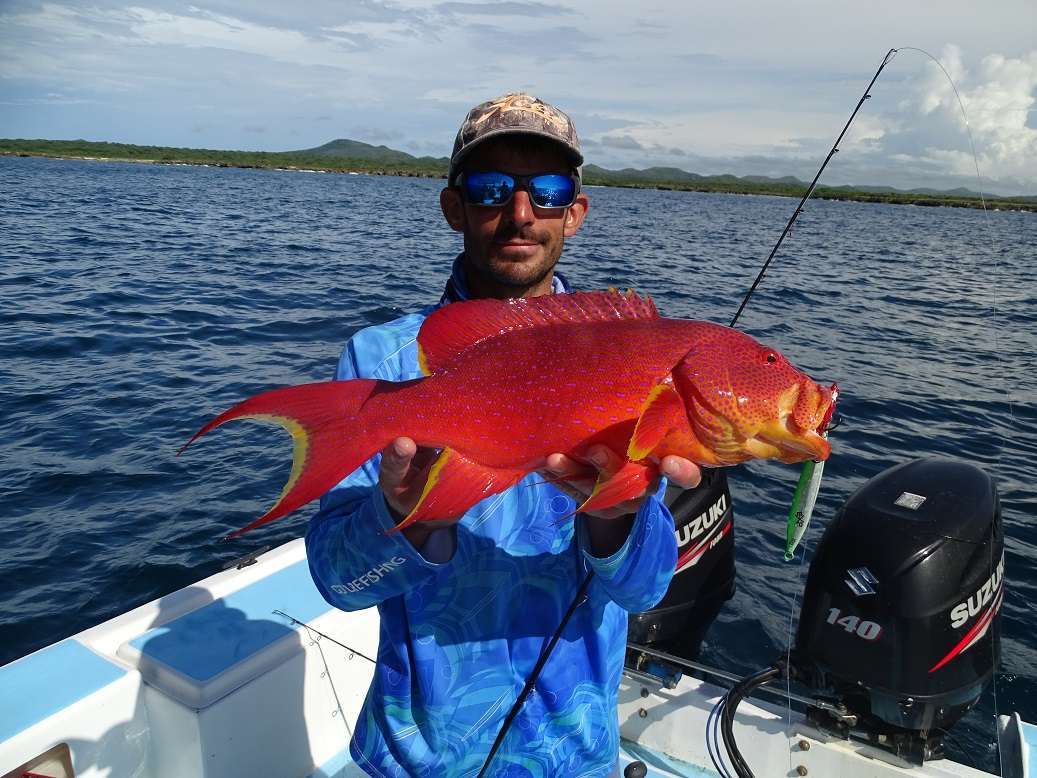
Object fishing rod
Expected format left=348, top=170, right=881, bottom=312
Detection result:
left=272, top=609, right=377, bottom=663
left=715, top=45, right=1014, bottom=778
left=479, top=52, right=901, bottom=778
left=729, top=47, right=897, bottom=330
left=476, top=570, right=595, bottom=778
left=727, top=51, right=903, bottom=564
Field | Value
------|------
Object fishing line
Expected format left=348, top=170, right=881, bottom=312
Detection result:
left=887, top=45, right=1007, bottom=775
left=782, top=541, right=809, bottom=774
left=724, top=46, right=1011, bottom=775
left=900, top=44, right=1012, bottom=778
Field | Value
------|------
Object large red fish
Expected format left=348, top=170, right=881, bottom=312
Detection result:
left=183, top=291, right=836, bottom=538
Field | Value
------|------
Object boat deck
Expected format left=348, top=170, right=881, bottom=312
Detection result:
left=0, top=539, right=1028, bottom=777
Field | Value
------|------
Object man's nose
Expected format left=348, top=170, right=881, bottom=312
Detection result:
left=504, top=189, right=535, bottom=226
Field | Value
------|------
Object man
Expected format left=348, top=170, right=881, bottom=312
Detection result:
left=306, top=92, right=701, bottom=776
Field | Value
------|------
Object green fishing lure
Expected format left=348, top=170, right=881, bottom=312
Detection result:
left=784, top=437, right=827, bottom=561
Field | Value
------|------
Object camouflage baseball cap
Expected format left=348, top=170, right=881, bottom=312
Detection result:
left=448, top=92, right=583, bottom=181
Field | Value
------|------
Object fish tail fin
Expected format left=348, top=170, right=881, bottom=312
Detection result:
left=180, top=379, right=390, bottom=539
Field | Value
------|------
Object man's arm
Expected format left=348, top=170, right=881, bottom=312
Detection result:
left=578, top=492, right=679, bottom=612
left=306, top=467, right=448, bottom=612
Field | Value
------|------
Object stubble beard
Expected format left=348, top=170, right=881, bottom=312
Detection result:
left=466, top=229, right=565, bottom=293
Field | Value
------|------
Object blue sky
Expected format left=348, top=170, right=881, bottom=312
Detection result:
left=2, top=1, right=1035, bottom=194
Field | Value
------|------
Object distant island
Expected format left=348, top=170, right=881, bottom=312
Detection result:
left=2, top=137, right=1034, bottom=213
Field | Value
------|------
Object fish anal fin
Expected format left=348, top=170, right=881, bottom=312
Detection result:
left=416, top=290, right=659, bottom=374
left=627, top=382, right=688, bottom=461
left=389, top=448, right=526, bottom=533
left=576, top=459, right=656, bottom=515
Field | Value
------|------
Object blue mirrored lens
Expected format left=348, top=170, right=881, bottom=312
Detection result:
left=527, top=174, right=576, bottom=207
left=463, top=172, right=514, bottom=205
left=462, top=172, right=577, bottom=207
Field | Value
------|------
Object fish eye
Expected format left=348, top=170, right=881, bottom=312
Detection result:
left=765, top=352, right=777, bottom=364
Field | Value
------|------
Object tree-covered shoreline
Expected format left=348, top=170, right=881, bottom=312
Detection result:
left=3, top=138, right=1034, bottom=213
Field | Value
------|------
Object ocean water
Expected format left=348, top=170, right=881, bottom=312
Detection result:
left=1, top=155, right=1033, bottom=773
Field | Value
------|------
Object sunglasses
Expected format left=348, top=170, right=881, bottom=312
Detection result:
left=456, top=171, right=579, bottom=209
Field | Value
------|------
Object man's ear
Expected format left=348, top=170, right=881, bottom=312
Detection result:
left=440, top=187, right=466, bottom=232
left=563, top=192, right=590, bottom=238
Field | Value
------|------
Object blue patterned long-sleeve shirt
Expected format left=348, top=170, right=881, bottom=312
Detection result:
left=305, top=287, right=678, bottom=777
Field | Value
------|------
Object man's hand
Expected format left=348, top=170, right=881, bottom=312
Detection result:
left=542, top=446, right=702, bottom=520
left=543, top=446, right=702, bottom=557
left=379, top=437, right=458, bottom=549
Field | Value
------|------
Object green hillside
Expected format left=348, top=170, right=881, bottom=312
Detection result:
left=0, top=137, right=446, bottom=177
left=296, top=138, right=448, bottom=168
left=2, top=137, right=1033, bottom=212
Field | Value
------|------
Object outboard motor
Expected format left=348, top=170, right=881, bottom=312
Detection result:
left=794, top=458, right=1003, bottom=763
left=628, top=468, right=735, bottom=667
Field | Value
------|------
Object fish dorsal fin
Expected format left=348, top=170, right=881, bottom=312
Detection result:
left=417, top=290, right=658, bottom=375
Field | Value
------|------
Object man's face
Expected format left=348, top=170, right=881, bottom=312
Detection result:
left=440, top=138, right=589, bottom=299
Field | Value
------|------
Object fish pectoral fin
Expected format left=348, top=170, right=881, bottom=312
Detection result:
left=576, top=459, right=655, bottom=515
left=389, top=448, right=526, bottom=534
left=627, top=382, right=688, bottom=461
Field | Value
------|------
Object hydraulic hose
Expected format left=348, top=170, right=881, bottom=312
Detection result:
left=720, top=665, right=782, bottom=778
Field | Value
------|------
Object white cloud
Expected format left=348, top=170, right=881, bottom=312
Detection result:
left=120, top=6, right=361, bottom=64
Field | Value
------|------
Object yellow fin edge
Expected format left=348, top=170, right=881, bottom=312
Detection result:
left=627, top=383, right=671, bottom=461
left=395, top=447, right=453, bottom=530
left=252, top=414, right=309, bottom=503
left=417, top=343, right=432, bottom=376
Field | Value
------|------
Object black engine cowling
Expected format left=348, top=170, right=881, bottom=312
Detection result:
left=628, top=468, right=735, bottom=657
left=794, top=458, right=1003, bottom=759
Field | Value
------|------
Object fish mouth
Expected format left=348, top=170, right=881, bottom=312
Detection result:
left=756, top=428, right=831, bottom=463
left=754, top=382, right=837, bottom=463
left=817, top=383, right=838, bottom=432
